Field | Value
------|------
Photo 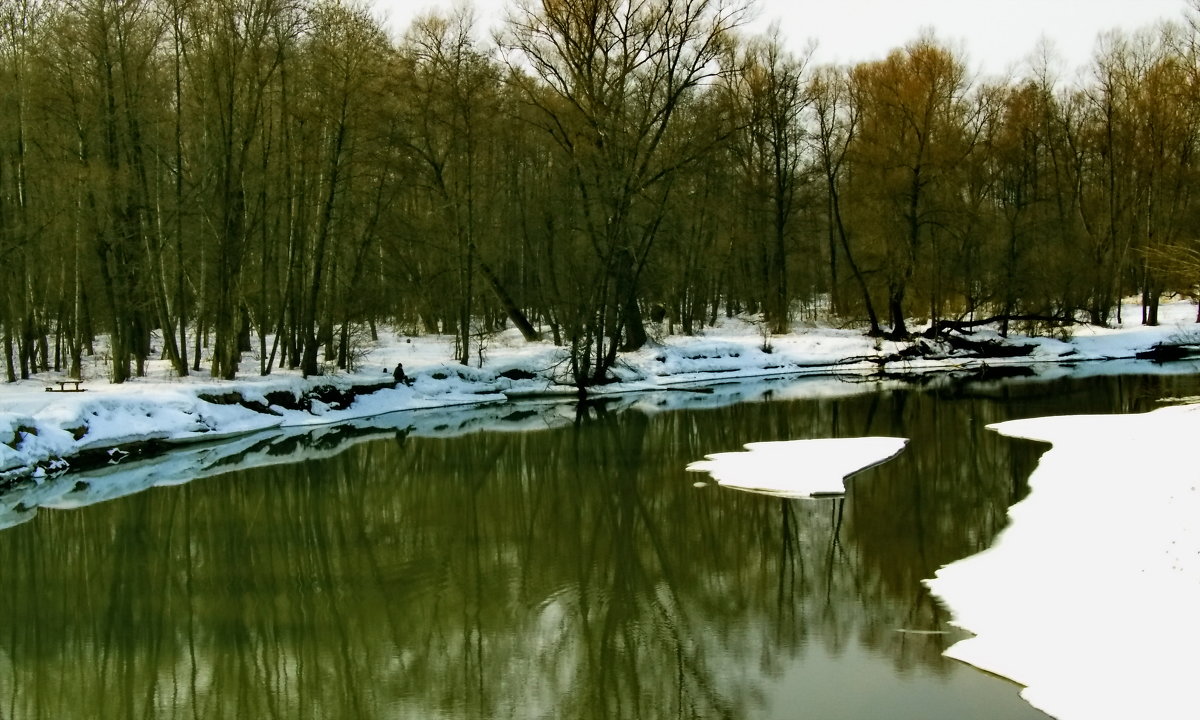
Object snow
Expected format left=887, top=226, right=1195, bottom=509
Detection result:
left=926, top=403, right=1200, bottom=720
left=2, top=298, right=1199, bottom=484
left=686, top=436, right=908, bottom=497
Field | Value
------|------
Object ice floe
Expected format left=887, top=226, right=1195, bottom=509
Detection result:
left=687, top=436, right=909, bottom=497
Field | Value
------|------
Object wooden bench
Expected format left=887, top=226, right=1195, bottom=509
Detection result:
left=45, top=380, right=85, bottom=392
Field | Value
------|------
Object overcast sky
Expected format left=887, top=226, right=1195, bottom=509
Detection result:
left=374, top=0, right=1190, bottom=76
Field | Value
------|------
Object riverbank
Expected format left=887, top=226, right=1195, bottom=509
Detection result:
left=3, top=299, right=1198, bottom=485
left=927, top=402, right=1200, bottom=720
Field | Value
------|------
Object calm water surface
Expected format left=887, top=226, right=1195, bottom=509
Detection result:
left=2, top=372, right=1198, bottom=719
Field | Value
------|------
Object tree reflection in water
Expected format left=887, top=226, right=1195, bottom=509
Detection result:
left=1, top=373, right=1193, bottom=719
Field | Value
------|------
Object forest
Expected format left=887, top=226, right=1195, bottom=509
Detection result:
left=2, top=0, right=1200, bottom=387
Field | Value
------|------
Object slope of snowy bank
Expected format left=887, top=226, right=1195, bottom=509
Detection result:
left=927, top=404, right=1200, bottom=720
left=3, top=299, right=1198, bottom=483
left=0, top=374, right=917, bottom=530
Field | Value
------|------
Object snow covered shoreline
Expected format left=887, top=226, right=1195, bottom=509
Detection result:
left=927, top=404, right=1200, bottom=720
left=3, top=300, right=1200, bottom=487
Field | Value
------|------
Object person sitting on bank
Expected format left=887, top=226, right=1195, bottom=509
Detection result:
left=393, top=363, right=413, bottom=387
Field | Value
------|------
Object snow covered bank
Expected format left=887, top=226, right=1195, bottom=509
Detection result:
left=926, top=404, right=1200, bottom=720
left=0, top=397, right=577, bottom=530
left=687, top=437, right=908, bottom=497
left=0, top=374, right=913, bottom=530
left=0, top=370, right=510, bottom=484
left=3, top=298, right=1199, bottom=485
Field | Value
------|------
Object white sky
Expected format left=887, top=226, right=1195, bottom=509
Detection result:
left=373, top=0, right=1190, bottom=76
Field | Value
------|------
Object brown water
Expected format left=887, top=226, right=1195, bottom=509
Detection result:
left=1, top=372, right=1196, bottom=719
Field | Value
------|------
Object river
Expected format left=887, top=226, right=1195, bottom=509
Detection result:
left=1, top=371, right=1196, bottom=719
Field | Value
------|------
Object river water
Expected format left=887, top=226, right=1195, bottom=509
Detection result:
left=2, top=371, right=1197, bottom=719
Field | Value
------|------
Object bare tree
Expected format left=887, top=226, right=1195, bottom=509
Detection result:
left=185, top=0, right=299, bottom=379
left=722, top=28, right=811, bottom=333
left=809, top=65, right=881, bottom=334
left=848, top=36, right=970, bottom=337
left=500, top=0, right=748, bottom=387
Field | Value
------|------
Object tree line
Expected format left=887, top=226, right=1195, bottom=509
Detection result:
left=3, top=0, right=1200, bottom=387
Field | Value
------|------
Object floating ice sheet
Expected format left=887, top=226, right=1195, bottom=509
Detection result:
left=687, top=437, right=908, bottom=498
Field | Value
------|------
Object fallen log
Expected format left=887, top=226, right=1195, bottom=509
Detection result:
left=922, top=314, right=1076, bottom=338
left=944, top=334, right=1036, bottom=357
left=1135, top=343, right=1200, bottom=363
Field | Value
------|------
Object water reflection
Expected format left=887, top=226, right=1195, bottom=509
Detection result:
left=1, top=373, right=1196, bottom=719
